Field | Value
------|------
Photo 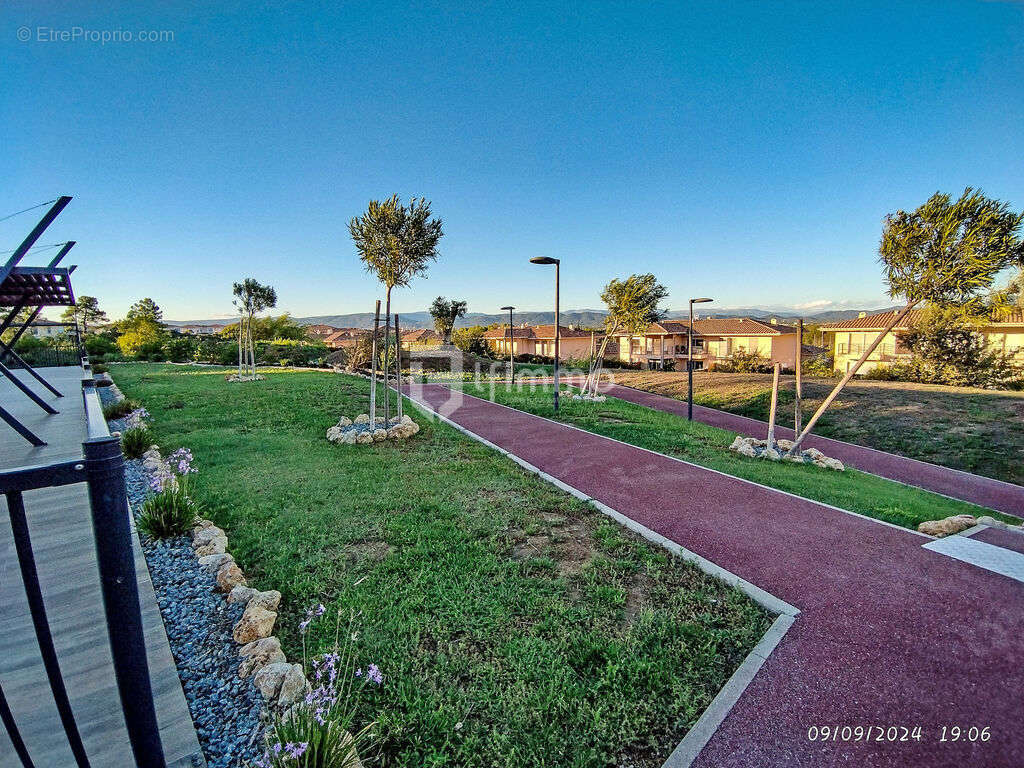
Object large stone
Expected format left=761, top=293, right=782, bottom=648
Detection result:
left=227, top=585, right=257, bottom=605
left=737, top=442, right=757, bottom=458
left=918, top=515, right=977, bottom=538
left=238, top=636, right=286, bottom=678
left=197, top=552, right=233, bottom=573
left=249, top=589, right=282, bottom=612
left=776, top=439, right=794, bottom=451
left=372, top=428, right=387, bottom=442
left=192, top=518, right=218, bottom=535
left=216, top=562, right=247, bottom=592
left=337, top=416, right=353, bottom=427
left=326, top=426, right=344, bottom=442
left=194, top=538, right=227, bottom=557
left=233, top=604, right=277, bottom=644
left=354, top=413, right=370, bottom=424
left=254, top=662, right=292, bottom=699
left=277, top=664, right=308, bottom=708
left=355, top=432, right=373, bottom=445
left=764, top=448, right=781, bottom=461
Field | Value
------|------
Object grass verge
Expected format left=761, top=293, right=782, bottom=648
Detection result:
left=113, top=363, right=771, bottom=768
left=457, top=381, right=1020, bottom=530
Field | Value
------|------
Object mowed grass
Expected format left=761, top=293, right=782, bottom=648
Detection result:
left=113, top=364, right=771, bottom=768
left=611, top=370, right=1024, bottom=487
left=458, top=381, right=1020, bottom=530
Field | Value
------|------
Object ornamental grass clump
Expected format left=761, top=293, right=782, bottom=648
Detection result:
left=120, top=407, right=153, bottom=458
left=103, top=397, right=140, bottom=420
left=138, top=447, right=201, bottom=538
left=255, top=607, right=378, bottom=768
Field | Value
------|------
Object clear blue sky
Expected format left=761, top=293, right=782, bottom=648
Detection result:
left=3, top=1, right=1023, bottom=320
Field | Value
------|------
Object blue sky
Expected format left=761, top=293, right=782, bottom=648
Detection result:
left=3, top=1, right=1023, bottom=320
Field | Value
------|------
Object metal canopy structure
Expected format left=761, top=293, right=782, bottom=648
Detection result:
left=0, top=196, right=79, bottom=446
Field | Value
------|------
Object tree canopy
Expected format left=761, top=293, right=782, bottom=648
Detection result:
left=429, top=296, right=468, bottom=343
left=126, top=297, right=164, bottom=324
left=599, top=273, right=669, bottom=334
left=880, top=188, right=1024, bottom=313
left=349, top=196, right=444, bottom=296
left=60, top=295, right=108, bottom=332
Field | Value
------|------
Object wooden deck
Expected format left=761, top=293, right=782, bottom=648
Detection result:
left=0, top=367, right=204, bottom=767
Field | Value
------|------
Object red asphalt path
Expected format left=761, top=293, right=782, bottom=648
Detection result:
left=560, top=377, right=1024, bottom=517
left=407, top=383, right=1024, bottom=768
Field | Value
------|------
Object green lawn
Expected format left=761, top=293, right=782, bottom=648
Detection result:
left=456, top=381, right=1020, bottom=530
left=113, top=363, right=771, bottom=768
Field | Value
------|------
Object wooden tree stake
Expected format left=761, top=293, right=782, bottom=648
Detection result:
left=767, top=362, right=780, bottom=449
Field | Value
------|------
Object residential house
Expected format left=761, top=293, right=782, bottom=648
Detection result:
left=305, top=324, right=341, bottom=340
left=400, top=328, right=444, bottom=348
left=24, top=319, right=68, bottom=339
left=482, top=324, right=601, bottom=360
left=611, top=318, right=800, bottom=370
left=178, top=323, right=227, bottom=335
left=323, top=328, right=368, bottom=349
left=820, top=308, right=1024, bottom=375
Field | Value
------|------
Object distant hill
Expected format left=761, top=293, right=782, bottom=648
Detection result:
left=167, top=306, right=901, bottom=331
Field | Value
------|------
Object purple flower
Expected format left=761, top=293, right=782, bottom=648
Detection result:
left=366, top=663, right=384, bottom=686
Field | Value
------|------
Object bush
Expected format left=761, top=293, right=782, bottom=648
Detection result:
left=84, top=334, right=117, bottom=357
left=137, top=485, right=199, bottom=538
left=802, top=352, right=837, bottom=378
left=91, top=363, right=109, bottom=374
left=103, top=398, right=140, bottom=420
left=714, top=350, right=773, bottom=373
left=121, top=426, right=152, bottom=458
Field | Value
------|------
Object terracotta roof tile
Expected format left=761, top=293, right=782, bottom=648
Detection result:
left=819, top=308, right=1024, bottom=331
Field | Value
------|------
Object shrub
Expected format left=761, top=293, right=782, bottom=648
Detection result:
left=91, top=362, right=109, bottom=374
left=802, top=352, right=837, bottom=378
left=121, top=426, right=152, bottom=458
left=714, top=350, right=773, bottom=373
left=103, top=398, right=140, bottom=420
left=137, top=485, right=199, bottom=538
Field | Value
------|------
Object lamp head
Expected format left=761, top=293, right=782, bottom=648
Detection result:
left=500, top=305, right=515, bottom=311
left=530, top=256, right=560, bottom=265
left=690, top=297, right=713, bottom=304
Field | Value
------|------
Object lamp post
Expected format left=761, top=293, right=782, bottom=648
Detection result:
left=530, top=256, right=561, bottom=413
left=500, top=305, right=515, bottom=382
left=688, top=297, right=713, bottom=420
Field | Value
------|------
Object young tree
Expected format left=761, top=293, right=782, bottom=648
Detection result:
left=788, top=188, right=1024, bottom=453
left=349, top=196, right=444, bottom=417
left=584, top=273, right=669, bottom=396
left=126, top=297, right=163, bottom=324
left=429, top=296, right=468, bottom=344
left=60, top=295, right=108, bottom=333
left=232, top=279, right=278, bottom=378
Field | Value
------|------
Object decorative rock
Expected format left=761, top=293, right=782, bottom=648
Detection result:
left=354, top=413, right=370, bottom=424
left=917, top=515, right=977, bottom=538
left=194, top=526, right=227, bottom=547
left=238, top=637, right=286, bottom=678
left=728, top=435, right=843, bottom=470
left=737, top=442, right=757, bottom=458
left=764, top=448, right=780, bottom=461
left=776, top=439, right=794, bottom=451
left=336, top=416, right=352, bottom=427
left=249, top=589, right=282, bottom=612
left=326, top=426, right=344, bottom=442
left=253, top=662, right=292, bottom=699
left=355, top=432, right=373, bottom=445
left=216, top=562, right=247, bottom=592
left=192, top=518, right=218, bottom=534
left=276, top=664, right=308, bottom=708
left=194, top=539, right=227, bottom=557
left=198, top=552, right=234, bottom=573
left=233, top=604, right=277, bottom=644
left=227, top=585, right=258, bottom=605
left=372, top=428, right=387, bottom=442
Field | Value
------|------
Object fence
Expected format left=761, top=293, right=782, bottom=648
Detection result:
left=0, top=361, right=166, bottom=768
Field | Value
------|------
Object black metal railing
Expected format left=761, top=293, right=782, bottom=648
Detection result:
left=0, top=363, right=166, bottom=768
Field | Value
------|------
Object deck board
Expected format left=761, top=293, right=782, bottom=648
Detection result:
left=0, top=367, right=204, bottom=767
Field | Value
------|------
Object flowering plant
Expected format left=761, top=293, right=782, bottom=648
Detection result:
left=254, top=605, right=378, bottom=767
left=149, top=447, right=198, bottom=494
left=124, top=407, right=151, bottom=430
left=138, top=446, right=201, bottom=539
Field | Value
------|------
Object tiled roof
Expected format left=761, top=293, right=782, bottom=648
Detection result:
left=401, top=329, right=442, bottom=342
left=819, top=308, right=1024, bottom=331
left=482, top=324, right=594, bottom=340
left=324, top=328, right=367, bottom=343
left=613, top=318, right=797, bottom=336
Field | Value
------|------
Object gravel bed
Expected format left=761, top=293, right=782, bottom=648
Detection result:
left=102, top=385, right=266, bottom=768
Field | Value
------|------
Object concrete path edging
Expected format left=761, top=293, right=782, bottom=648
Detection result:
left=398, top=388, right=801, bottom=768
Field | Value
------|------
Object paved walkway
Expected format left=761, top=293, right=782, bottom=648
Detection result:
left=406, top=383, right=1024, bottom=768
left=559, top=377, right=1024, bottom=516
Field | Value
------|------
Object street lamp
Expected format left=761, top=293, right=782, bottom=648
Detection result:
left=688, top=297, right=713, bottom=420
left=530, top=256, right=561, bottom=412
left=500, top=305, right=515, bottom=381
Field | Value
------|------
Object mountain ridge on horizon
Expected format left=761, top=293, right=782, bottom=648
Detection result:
left=166, top=305, right=903, bottom=330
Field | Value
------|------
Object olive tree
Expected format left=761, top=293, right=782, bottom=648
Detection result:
left=789, top=188, right=1023, bottom=454
left=583, top=273, right=669, bottom=396
left=349, top=196, right=444, bottom=417
left=429, top=296, right=467, bottom=344
left=232, top=279, right=277, bottom=378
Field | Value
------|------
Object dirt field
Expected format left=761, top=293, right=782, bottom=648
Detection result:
left=609, top=371, right=1024, bottom=487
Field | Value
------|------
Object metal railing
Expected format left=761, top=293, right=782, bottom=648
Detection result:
left=0, top=360, right=166, bottom=768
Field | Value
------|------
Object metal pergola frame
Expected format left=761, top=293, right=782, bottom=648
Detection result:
left=0, top=196, right=77, bottom=446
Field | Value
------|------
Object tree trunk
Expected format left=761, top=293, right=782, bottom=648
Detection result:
left=369, top=300, right=381, bottom=422
left=584, top=325, right=616, bottom=396
left=794, top=318, right=803, bottom=434
left=383, top=287, right=392, bottom=424
left=238, top=314, right=244, bottom=378
left=766, top=363, right=780, bottom=449
left=248, top=312, right=257, bottom=377
left=788, top=301, right=919, bottom=455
